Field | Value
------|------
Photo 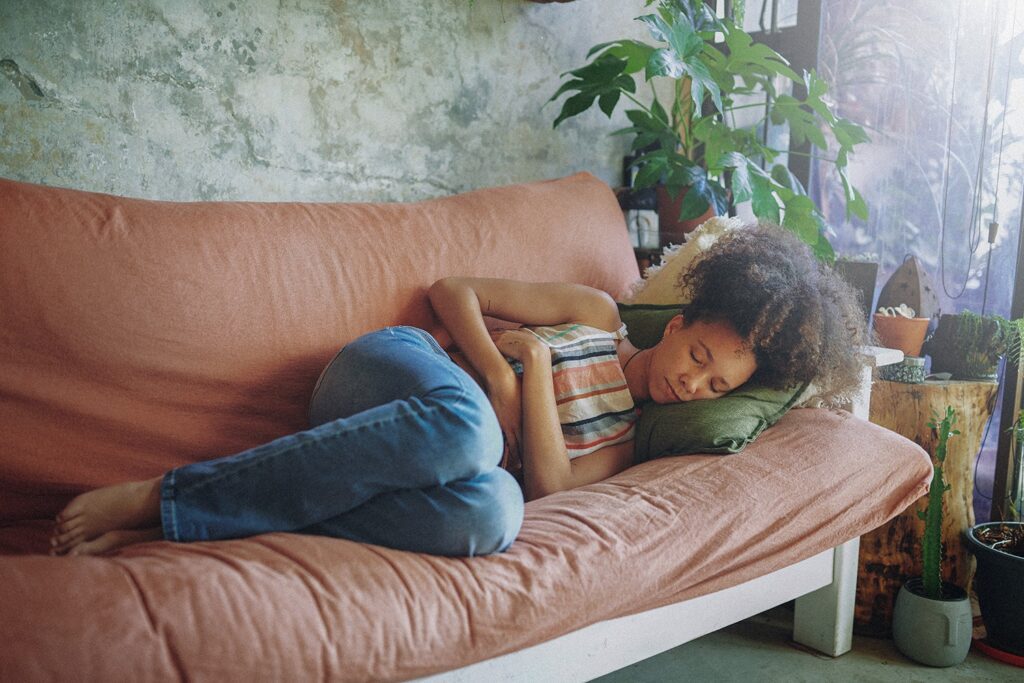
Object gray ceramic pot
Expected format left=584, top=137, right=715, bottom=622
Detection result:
left=892, top=578, right=972, bottom=667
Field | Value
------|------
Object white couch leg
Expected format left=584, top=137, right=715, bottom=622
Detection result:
left=792, top=536, right=859, bottom=656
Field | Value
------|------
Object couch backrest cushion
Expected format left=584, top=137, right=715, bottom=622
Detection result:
left=0, top=173, right=638, bottom=521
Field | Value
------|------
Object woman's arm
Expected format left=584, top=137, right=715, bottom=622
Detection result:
left=496, top=329, right=635, bottom=501
left=428, top=277, right=621, bottom=338
left=428, top=277, right=621, bottom=463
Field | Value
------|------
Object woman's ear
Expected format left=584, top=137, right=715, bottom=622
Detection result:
left=663, top=314, right=685, bottom=336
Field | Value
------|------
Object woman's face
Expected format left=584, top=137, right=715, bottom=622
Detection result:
left=647, top=315, right=757, bottom=403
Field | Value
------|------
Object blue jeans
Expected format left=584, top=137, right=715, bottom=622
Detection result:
left=159, top=327, right=524, bottom=556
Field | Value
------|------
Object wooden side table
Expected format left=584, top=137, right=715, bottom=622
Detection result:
left=855, top=378, right=999, bottom=636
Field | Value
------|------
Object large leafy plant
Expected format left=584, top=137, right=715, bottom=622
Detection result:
left=549, top=0, right=869, bottom=261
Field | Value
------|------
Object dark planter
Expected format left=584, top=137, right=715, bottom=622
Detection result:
left=655, top=185, right=715, bottom=247
left=922, top=313, right=1004, bottom=380
left=966, top=522, right=1024, bottom=655
left=833, top=259, right=879, bottom=325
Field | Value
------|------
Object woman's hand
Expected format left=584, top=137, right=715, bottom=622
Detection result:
left=493, top=328, right=550, bottom=364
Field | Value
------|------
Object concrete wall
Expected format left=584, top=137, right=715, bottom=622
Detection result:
left=0, top=0, right=649, bottom=202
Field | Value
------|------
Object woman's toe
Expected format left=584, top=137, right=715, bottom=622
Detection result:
left=52, top=528, right=83, bottom=548
left=70, top=531, right=127, bottom=556
left=54, top=517, right=83, bottom=536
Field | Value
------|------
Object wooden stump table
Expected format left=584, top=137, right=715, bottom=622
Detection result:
left=855, top=379, right=999, bottom=636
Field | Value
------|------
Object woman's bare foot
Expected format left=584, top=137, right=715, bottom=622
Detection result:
left=68, top=527, right=164, bottom=556
left=50, top=477, right=163, bottom=555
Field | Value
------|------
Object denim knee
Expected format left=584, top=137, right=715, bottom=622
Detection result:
left=421, top=381, right=504, bottom=477
left=480, top=468, right=525, bottom=554
left=451, top=468, right=524, bottom=556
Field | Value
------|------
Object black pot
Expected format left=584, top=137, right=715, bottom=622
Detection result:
left=966, top=522, right=1024, bottom=655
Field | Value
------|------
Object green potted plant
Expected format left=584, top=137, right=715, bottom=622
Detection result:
left=892, top=406, right=973, bottom=667
left=966, top=412, right=1024, bottom=657
left=923, top=312, right=1024, bottom=380
left=549, top=0, right=869, bottom=257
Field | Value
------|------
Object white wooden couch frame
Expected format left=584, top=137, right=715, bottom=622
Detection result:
left=423, top=348, right=900, bottom=682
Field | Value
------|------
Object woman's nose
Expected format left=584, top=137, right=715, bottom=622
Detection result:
left=680, top=374, right=704, bottom=395
left=684, top=370, right=708, bottom=397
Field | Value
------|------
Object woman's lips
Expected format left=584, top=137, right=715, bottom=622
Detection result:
left=666, top=378, right=685, bottom=402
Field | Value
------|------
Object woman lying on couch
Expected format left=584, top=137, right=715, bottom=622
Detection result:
left=48, top=224, right=865, bottom=558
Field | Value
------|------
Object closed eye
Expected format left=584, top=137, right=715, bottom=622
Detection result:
left=690, top=350, right=704, bottom=366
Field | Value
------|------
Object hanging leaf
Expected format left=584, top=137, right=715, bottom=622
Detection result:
left=782, top=195, right=825, bottom=246
left=838, top=168, right=869, bottom=221
left=725, top=153, right=753, bottom=204
left=770, top=163, right=805, bottom=197
left=748, top=164, right=781, bottom=224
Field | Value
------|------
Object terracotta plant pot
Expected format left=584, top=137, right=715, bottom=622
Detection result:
left=873, top=314, right=930, bottom=357
left=656, top=185, right=715, bottom=247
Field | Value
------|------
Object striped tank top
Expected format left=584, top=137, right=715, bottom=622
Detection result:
left=496, top=323, right=637, bottom=459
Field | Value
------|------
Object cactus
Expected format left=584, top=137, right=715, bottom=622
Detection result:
left=917, top=406, right=959, bottom=600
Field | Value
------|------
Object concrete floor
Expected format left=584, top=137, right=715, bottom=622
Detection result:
left=595, top=605, right=1019, bottom=682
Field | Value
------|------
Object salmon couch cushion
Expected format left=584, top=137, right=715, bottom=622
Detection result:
left=0, top=409, right=931, bottom=681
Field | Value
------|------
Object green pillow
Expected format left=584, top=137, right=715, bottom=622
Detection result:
left=617, top=303, right=806, bottom=461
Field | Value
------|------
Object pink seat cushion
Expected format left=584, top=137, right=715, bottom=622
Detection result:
left=0, top=408, right=930, bottom=681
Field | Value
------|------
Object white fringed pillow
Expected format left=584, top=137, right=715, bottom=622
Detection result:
left=623, top=216, right=747, bottom=305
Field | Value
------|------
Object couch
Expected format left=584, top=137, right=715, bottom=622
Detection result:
left=0, top=173, right=932, bottom=681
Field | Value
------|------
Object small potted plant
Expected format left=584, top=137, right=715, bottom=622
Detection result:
left=923, top=311, right=1024, bottom=380
left=892, top=406, right=973, bottom=667
left=965, top=412, right=1024, bottom=657
left=873, top=304, right=930, bottom=359
left=548, top=0, right=868, bottom=256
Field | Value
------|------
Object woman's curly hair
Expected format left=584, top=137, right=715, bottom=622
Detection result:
left=678, top=223, right=867, bottom=401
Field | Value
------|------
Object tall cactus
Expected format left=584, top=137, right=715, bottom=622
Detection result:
left=918, top=406, right=959, bottom=599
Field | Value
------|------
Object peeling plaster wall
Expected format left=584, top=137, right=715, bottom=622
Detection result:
left=0, top=1, right=650, bottom=201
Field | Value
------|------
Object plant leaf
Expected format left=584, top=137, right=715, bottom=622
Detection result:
left=723, top=25, right=800, bottom=82
left=838, top=168, right=869, bottom=221
left=748, top=164, right=781, bottom=224
left=552, top=91, right=599, bottom=128
left=770, top=163, right=806, bottom=196
left=727, top=154, right=753, bottom=204
left=598, top=91, right=621, bottom=117
left=782, top=195, right=827, bottom=247
left=646, top=47, right=685, bottom=79
left=683, top=56, right=723, bottom=113
left=638, top=13, right=672, bottom=44
left=592, top=40, right=657, bottom=75
left=677, top=187, right=710, bottom=221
